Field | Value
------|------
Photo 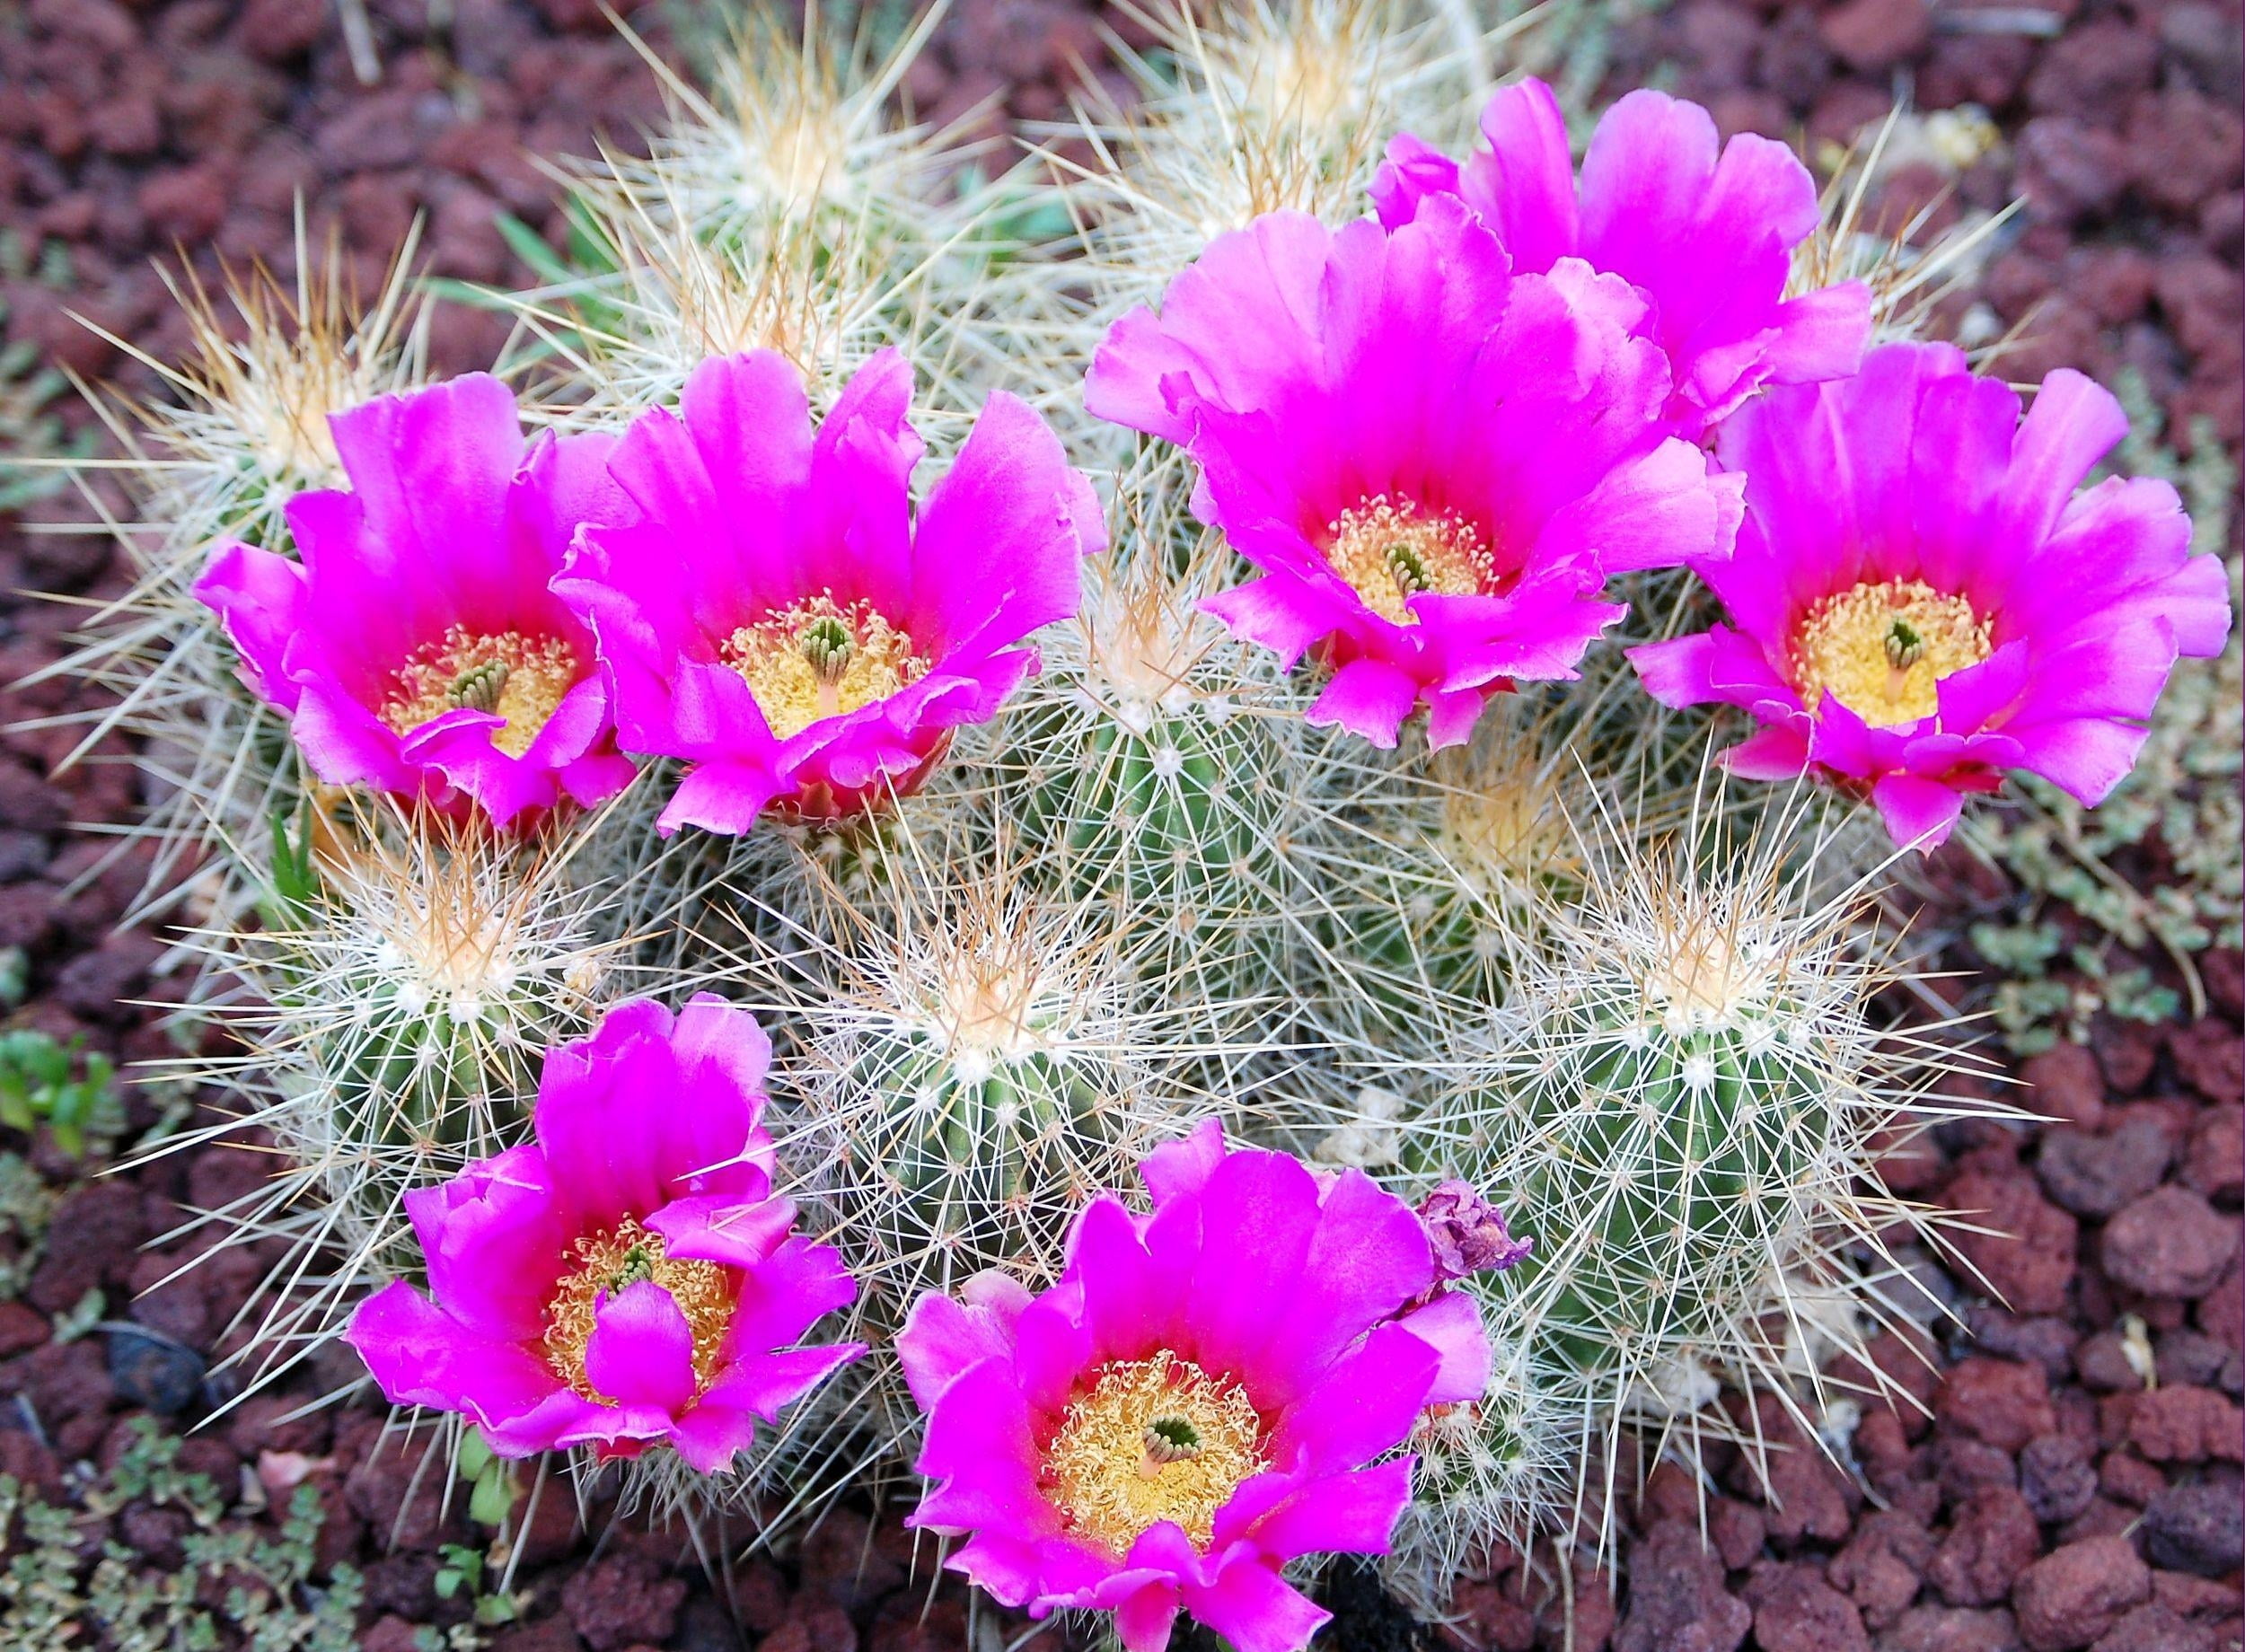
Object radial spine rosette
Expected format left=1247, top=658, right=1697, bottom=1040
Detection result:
left=1020, top=0, right=1501, bottom=426
left=515, top=2, right=1034, bottom=427
left=138, top=803, right=624, bottom=1379
left=1381, top=787, right=1993, bottom=1545
left=739, top=837, right=1239, bottom=1501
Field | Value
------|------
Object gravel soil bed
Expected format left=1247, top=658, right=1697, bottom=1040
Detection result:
left=0, top=0, right=2238, bottom=1648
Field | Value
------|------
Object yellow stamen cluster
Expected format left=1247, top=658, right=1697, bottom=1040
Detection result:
left=1042, top=1351, right=1268, bottom=1555
left=1325, top=496, right=1495, bottom=626
left=541, top=1217, right=735, bottom=1402
left=384, top=627, right=582, bottom=758
left=722, top=593, right=928, bottom=740
left=1792, top=579, right=1994, bottom=729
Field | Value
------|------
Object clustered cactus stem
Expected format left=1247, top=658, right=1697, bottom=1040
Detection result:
left=49, top=4, right=2200, bottom=1644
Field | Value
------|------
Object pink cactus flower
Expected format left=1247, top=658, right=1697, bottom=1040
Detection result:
left=1628, top=343, right=2234, bottom=848
left=347, top=996, right=861, bottom=1470
left=1371, top=78, right=1871, bottom=437
left=898, top=1120, right=1492, bottom=1652
left=1083, top=200, right=1741, bottom=750
left=195, top=374, right=636, bottom=829
left=555, top=349, right=1105, bottom=832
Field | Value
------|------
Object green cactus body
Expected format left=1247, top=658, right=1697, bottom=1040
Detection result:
left=1480, top=1001, right=1842, bottom=1381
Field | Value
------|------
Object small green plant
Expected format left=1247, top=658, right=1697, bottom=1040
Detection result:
left=453, top=1428, right=519, bottom=1532
left=0, top=948, right=27, bottom=1010
left=0, top=1419, right=363, bottom=1649
left=0, top=1152, right=55, bottom=1301
left=0, top=289, right=97, bottom=514
left=0, top=1031, right=123, bottom=1157
left=1972, top=921, right=2181, bottom=1054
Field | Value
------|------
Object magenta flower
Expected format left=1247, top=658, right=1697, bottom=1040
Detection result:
left=195, top=375, right=636, bottom=829
left=1083, top=201, right=1741, bottom=749
left=555, top=349, right=1105, bottom=832
left=1628, top=343, right=2234, bottom=848
left=1371, top=78, right=1871, bottom=437
left=898, top=1121, right=1492, bottom=1652
left=346, top=995, right=860, bottom=1469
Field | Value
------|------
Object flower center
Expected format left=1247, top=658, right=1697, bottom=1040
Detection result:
left=541, top=1217, right=734, bottom=1402
left=384, top=626, right=582, bottom=759
left=1041, top=1351, right=1267, bottom=1555
left=721, top=594, right=929, bottom=740
left=1792, top=579, right=1994, bottom=729
left=1325, top=496, right=1494, bottom=627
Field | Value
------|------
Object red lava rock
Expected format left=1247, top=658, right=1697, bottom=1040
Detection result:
left=341, top=1428, right=467, bottom=1553
left=1614, top=1522, right=1749, bottom=1652
left=1830, top=1509, right=1933, bottom=1630
left=360, top=1617, right=426, bottom=1652
left=801, top=1506, right=908, bottom=1611
left=0, top=1300, right=50, bottom=1358
left=559, top=1551, right=687, bottom=1652
left=2168, top=1022, right=2244, bottom=1108
left=2197, top=1253, right=2241, bottom=1349
left=2125, top=88, right=2245, bottom=219
left=2075, top=1331, right=2148, bottom=1393
left=2092, top=1024, right=2161, bottom=1097
left=489, top=1620, right=585, bottom=1652
left=1730, top=1394, right=1858, bottom=1543
left=2013, top=1537, right=2153, bottom=1651
left=2181, top=1107, right=2242, bottom=1203
left=1946, top=1167, right=2080, bottom=1315
left=136, top=163, right=229, bottom=244
left=2141, top=1480, right=2245, bottom=1578
left=25, top=1178, right=147, bottom=1314
left=2102, top=1188, right=2241, bottom=1301
left=2096, top=1449, right=2166, bottom=1507
left=2091, top=1604, right=2220, bottom=1652
left=1936, top=1436, right=2022, bottom=1505
left=2026, top=19, right=2159, bottom=119
left=234, top=0, right=328, bottom=61
left=1880, top=1604, right=2023, bottom=1651
left=2015, top=116, right=2131, bottom=223
left=1939, top=1358, right=2060, bottom=1454
left=759, top=1602, right=858, bottom=1652
left=1709, top=1496, right=1765, bottom=1571
left=2126, top=1385, right=2243, bottom=1464
left=2037, top=1119, right=2175, bottom=1218
left=2150, top=1569, right=2237, bottom=1620
left=2020, top=1435, right=2100, bottom=1524
left=1743, top=1561, right=1871, bottom=1652
left=1929, top=1487, right=2044, bottom=1609
left=1453, top=1578, right=1538, bottom=1651
left=1818, top=0, right=1931, bottom=72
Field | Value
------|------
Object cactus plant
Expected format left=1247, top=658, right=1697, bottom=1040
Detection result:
left=742, top=832, right=1234, bottom=1491
left=1370, top=786, right=1979, bottom=1555
left=982, top=448, right=1311, bottom=1029
left=139, top=802, right=621, bottom=1377
left=37, top=228, right=427, bottom=927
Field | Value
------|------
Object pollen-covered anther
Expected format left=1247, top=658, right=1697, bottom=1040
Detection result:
left=385, top=626, right=583, bottom=757
left=724, top=593, right=928, bottom=738
left=1791, top=579, right=1994, bottom=728
left=1043, top=1351, right=1267, bottom=1554
left=1325, top=496, right=1495, bottom=626
left=541, top=1216, right=735, bottom=1401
